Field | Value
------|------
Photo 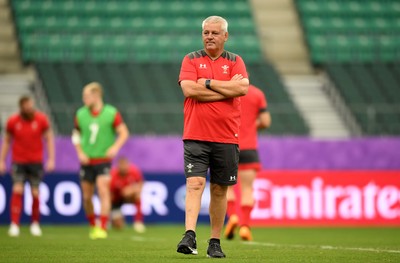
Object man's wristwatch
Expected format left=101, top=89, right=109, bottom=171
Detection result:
left=205, top=79, right=212, bottom=90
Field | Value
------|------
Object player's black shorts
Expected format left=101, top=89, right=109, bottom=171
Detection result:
left=111, top=200, right=124, bottom=210
left=80, top=162, right=111, bottom=183
left=239, top=150, right=260, bottom=164
left=183, top=140, right=239, bottom=186
left=238, top=149, right=261, bottom=171
left=11, top=163, right=44, bottom=188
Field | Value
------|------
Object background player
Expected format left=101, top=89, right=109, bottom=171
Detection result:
left=177, top=16, right=249, bottom=258
left=224, top=84, right=271, bottom=241
left=110, top=157, right=145, bottom=233
left=0, top=95, right=55, bottom=237
left=72, top=82, right=129, bottom=239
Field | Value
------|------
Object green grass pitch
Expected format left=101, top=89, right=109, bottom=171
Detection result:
left=0, top=225, right=399, bottom=262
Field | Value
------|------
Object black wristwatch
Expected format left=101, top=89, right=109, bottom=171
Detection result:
left=205, top=79, right=212, bottom=90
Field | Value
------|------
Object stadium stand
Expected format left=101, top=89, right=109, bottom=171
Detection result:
left=297, top=0, right=400, bottom=64
left=12, top=0, right=260, bottom=63
left=11, top=0, right=309, bottom=136
left=325, top=63, right=400, bottom=135
left=297, top=0, right=400, bottom=135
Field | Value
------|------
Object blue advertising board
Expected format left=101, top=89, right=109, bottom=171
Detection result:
left=0, top=173, right=212, bottom=224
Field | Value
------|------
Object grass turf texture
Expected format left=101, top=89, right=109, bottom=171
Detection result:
left=0, top=225, right=399, bottom=262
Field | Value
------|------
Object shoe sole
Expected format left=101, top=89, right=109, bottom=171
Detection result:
left=177, top=245, right=198, bottom=255
left=207, top=254, right=226, bottom=258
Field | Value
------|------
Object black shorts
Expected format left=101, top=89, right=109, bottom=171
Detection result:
left=11, top=163, right=44, bottom=188
left=111, top=200, right=124, bottom=210
left=238, top=149, right=261, bottom=171
left=239, top=150, right=260, bottom=164
left=183, top=140, right=239, bottom=186
left=80, top=163, right=111, bottom=183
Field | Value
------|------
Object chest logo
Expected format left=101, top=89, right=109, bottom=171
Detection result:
left=199, top=64, right=207, bottom=69
left=222, top=65, right=229, bottom=74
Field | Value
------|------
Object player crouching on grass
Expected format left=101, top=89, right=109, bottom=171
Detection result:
left=0, top=95, right=55, bottom=237
left=110, top=157, right=146, bottom=233
left=72, top=82, right=129, bottom=240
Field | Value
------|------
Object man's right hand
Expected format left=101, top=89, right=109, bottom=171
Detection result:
left=0, top=160, right=6, bottom=175
left=78, top=152, right=90, bottom=165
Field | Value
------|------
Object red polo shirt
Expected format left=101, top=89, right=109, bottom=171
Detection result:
left=179, top=49, right=248, bottom=144
left=239, top=85, right=268, bottom=150
left=6, top=111, right=50, bottom=163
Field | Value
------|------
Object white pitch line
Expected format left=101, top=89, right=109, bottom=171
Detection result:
left=131, top=236, right=167, bottom=242
left=244, top=241, right=400, bottom=254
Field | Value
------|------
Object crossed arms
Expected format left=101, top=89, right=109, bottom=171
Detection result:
left=180, top=74, right=249, bottom=102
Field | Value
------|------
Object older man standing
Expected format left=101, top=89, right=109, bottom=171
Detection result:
left=176, top=16, right=249, bottom=258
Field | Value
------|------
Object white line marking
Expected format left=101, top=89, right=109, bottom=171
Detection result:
left=244, top=241, right=400, bottom=254
left=131, top=236, right=166, bottom=242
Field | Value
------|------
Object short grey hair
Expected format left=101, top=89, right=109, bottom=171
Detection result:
left=202, top=16, right=228, bottom=32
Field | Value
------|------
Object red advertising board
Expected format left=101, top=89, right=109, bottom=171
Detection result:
left=247, top=171, right=400, bottom=226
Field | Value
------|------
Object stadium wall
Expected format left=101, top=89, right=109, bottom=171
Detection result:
left=1, top=136, right=399, bottom=226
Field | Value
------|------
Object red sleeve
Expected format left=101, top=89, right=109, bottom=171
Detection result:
left=129, top=165, right=143, bottom=182
left=231, top=56, right=248, bottom=79
left=112, top=111, right=123, bottom=128
left=178, top=56, right=197, bottom=84
left=6, top=117, right=14, bottom=135
left=40, top=113, right=50, bottom=133
left=259, top=89, right=268, bottom=111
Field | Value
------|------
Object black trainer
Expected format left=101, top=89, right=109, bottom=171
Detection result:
left=177, top=232, right=198, bottom=255
left=207, top=240, right=226, bottom=258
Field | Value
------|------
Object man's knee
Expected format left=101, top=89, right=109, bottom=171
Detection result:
left=210, top=183, right=228, bottom=198
left=186, top=177, right=206, bottom=191
left=96, top=176, right=110, bottom=196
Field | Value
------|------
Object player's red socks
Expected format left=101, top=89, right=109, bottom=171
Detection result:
left=10, top=192, right=22, bottom=225
left=32, top=195, right=40, bottom=223
left=100, top=215, right=108, bottom=230
left=227, top=200, right=236, bottom=217
left=241, top=205, right=253, bottom=227
left=135, top=200, right=143, bottom=222
left=87, top=214, right=96, bottom=227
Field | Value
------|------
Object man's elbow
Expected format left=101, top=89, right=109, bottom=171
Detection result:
left=181, top=86, right=195, bottom=98
left=183, top=90, right=195, bottom=99
left=239, top=79, right=249, bottom=96
left=240, top=85, right=248, bottom=96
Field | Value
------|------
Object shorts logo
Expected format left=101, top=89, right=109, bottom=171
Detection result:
left=186, top=163, right=194, bottom=173
left=230, top=175, right=236, bottom=181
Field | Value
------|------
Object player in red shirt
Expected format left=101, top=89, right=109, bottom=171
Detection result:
left=110, top=157, right=145, bottom=233
left=224, top=84, right=271, bottom=241
left=0, top=95, right=55, bottom=237
left=176, top=16, right=249, bottom=258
